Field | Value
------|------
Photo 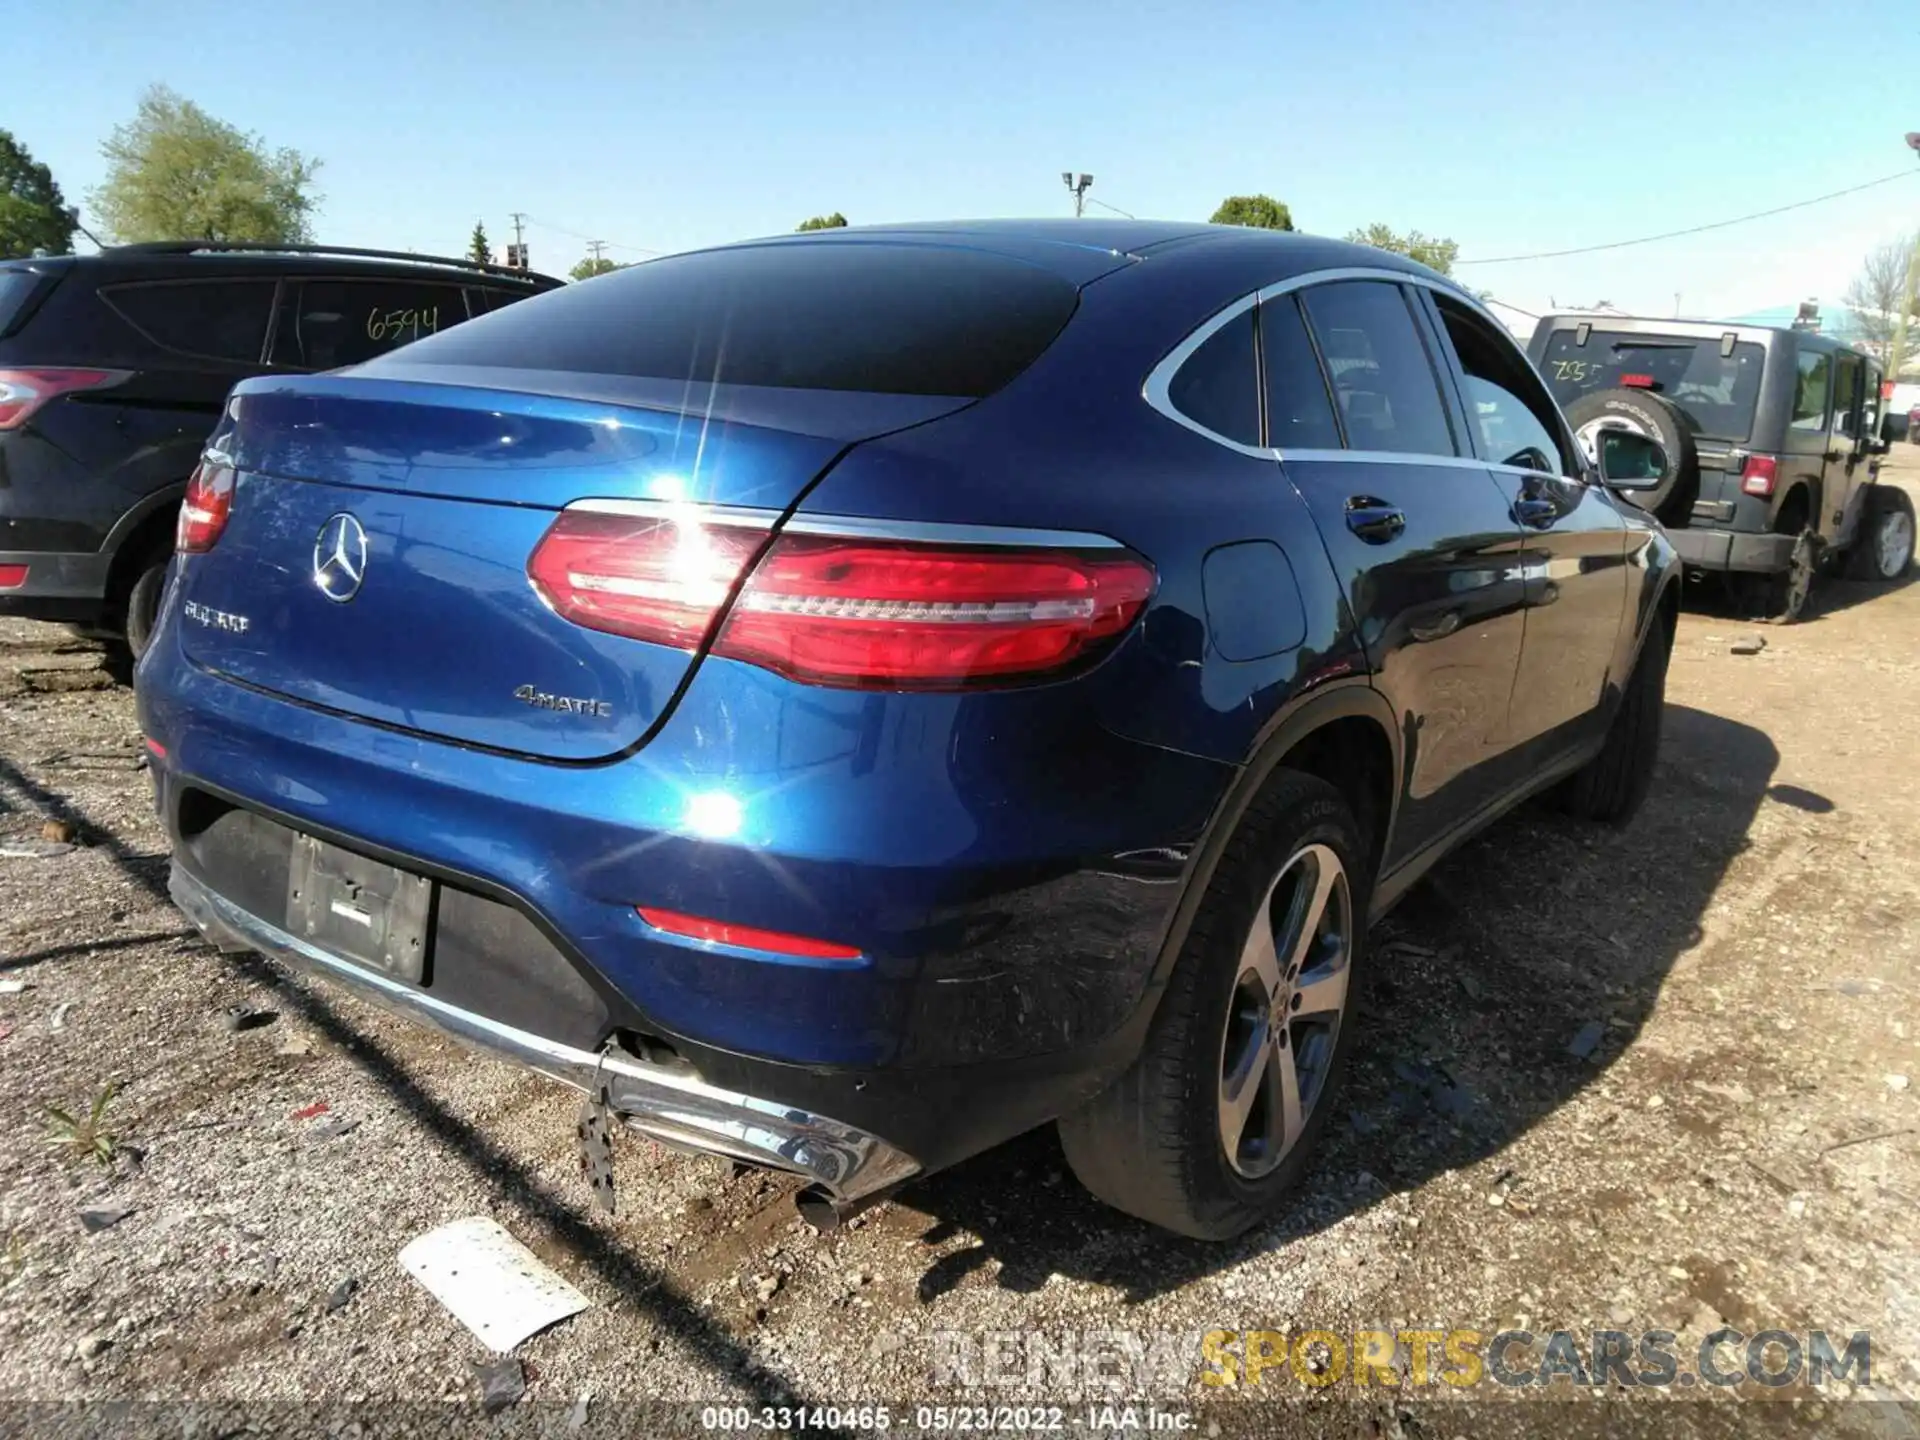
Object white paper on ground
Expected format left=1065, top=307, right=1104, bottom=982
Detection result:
left=398, top=1216, right=590, bottom=1351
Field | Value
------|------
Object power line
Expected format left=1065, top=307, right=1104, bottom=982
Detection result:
left=522, top=215, right=662, bottom=257
left=1456, top=170, right=1919, bottom=267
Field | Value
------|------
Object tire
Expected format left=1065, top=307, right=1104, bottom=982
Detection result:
left=1844, top=485, right=1916, bottom=582
left=1058, top=771, right=1368, bottom=1239
left=1563, top=389, right=1699, bottom=528
left=1556, top=612, right=1670, bottom=824
left=122, top=547, right=172, bottom=661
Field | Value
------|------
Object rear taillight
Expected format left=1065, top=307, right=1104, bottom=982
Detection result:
left=0, top=565, right=27, bottom=590
left=0, top=368, right=127, bottom=430
left=717, top=532, right=1154, bottom=688
left=177, top=458, right=236, bottom=553
left=1617, top=373, right=1655, bottom=389
left=527, top=506, right=1155, bottom=690
left=1740, top=455, right=1779, bottom=497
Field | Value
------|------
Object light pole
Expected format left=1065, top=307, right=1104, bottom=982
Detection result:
left=1061, top=172, right=1093, bottom=218
left=1885, top=133, right=1920, bottom=384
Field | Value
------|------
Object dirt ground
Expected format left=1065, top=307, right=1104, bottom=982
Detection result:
left=2, top=462, right=1918, bottom=1438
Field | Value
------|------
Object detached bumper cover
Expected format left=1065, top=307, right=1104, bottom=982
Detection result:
left=170, top=862, right=921, bottom=1204
left=1669, top=527, right=1794, bottom=574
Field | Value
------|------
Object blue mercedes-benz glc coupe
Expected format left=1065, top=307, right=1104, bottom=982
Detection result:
left=136, top=221, right=1678, bottom=1239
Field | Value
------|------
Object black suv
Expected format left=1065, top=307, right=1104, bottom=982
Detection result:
left=1527, top=315, right=1914, bottom=620
left=0, top=244, right=560, bottom=656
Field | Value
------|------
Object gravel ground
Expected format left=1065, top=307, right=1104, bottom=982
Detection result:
left=2, top=464, right=1919, bottom=1438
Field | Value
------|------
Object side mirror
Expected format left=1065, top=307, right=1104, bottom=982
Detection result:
left=1596, top=429, right=1668, bottom=490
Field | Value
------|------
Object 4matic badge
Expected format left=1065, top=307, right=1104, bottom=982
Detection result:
left=513, top=685, right=612, bottom=719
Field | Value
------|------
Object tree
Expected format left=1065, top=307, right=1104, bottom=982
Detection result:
left=0, top=130, right=78, bottom=258
left=91, top=85, right=321, bottom=245
left=569, top=255, right=622, bottom=281
left=468, top=222, right=493, bottom=267
left=1210, top=195, right=1293, bottom=231
left=1344, top=223, right=1458, bottom=277
left=797, top=212, right=848, bottom=231
left=1843, top=232, right=1920, bottom=378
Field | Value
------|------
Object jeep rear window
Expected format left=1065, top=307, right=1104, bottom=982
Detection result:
left=1538, top=330, right=1765, bottom=442
left=381, top=243, right=1080, bottom=397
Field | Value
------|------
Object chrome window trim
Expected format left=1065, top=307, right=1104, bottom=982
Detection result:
left=1140, top=291, right=1271, bottom=460
left=565, top=497, right=1123, bottom=550
left=1274, top=447, right=1494, bottom=472
left=1143, top=265, right=1512, bottom=464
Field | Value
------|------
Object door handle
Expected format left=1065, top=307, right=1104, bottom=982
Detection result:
left=1513, top=496, right=1557, bottom=528
left=1344, top=497, right=1405, bottom=543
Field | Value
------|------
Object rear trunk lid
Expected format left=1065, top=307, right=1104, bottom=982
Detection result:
left=178, top=373, right=963, bottom=761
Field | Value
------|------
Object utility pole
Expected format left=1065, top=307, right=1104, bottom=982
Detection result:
left=1885, top=134, right=1920, bottom=382
left=1061, top=172, right=1093, bottom=218
left=507, top=212, right=528, bottom=271
left=588, top=240, right=607, bottom=264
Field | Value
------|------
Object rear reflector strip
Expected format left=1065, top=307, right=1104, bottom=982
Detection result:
left=1617, top=373, right=1656, bottom=389
left=0, top=564, right=28, bottom=590
left=637, top=906, right=863, bottom=961
left=143, top=737, right=168, bottom=761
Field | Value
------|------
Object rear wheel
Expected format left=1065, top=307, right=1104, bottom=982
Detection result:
left=123, top=549, right=171, bottom=660
left=1844, top=485, right=1916, bottom=582
left=1557, top=612, right=1670, bottom=824
left=1058, top=771, right=1367, bottom=1239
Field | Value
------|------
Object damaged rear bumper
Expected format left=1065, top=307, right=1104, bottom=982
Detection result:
left=169, top=862, right=921, bottom=1210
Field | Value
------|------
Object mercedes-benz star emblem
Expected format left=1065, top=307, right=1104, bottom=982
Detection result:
left=312, top=513, right=369, bottom=603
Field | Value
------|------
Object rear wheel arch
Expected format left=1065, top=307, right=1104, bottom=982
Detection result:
left=1774, top=480, right=1815, bottom=534
left=1145, top=682, right=1399, bottom=999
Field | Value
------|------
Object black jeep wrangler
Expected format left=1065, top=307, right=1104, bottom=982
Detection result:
left=0, top=243, right=560, bottom=657
left=1527, top=315, right=1914, bottom=619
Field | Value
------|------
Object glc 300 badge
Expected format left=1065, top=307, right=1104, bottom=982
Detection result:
left=513, top=685, right=612, bottom=719
left=183, top=600, right=250, bottom=633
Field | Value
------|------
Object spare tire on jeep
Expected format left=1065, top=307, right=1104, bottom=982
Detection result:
left=1564, top=388, right=1699, bottom=528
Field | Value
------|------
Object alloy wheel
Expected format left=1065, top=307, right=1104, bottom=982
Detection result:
left=1876, top=507, right=1915, bottom=579
left=1217, top=842, right=1353, bottom=1179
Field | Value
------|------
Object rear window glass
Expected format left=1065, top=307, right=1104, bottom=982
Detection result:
left=1539, top=330, right=1765, bottom=443
left=101, top=279, right=278, bottom=363
left=381, top=243, right=1080, bottom=397
left=0, top=270, right=45, bottom=337
left=271, top=279, right=473, bottom=370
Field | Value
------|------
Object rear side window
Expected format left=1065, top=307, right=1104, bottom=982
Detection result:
left=101, top=279, right=278, bottom=363
left=1258, top=295, right=1341, bottom=450
left=271, top=279, right=472, bottom=370
left=467, top=285, right=538, bottom=314
left=382, top=243, right=1080, bottom=397
left=1790, top=350, right=1831, bottom=431
left=1833, top=354, right=1862, bottom=437
left=1299, top=281, right=1456, bottom=457
left=1168, top=308, right=1260, bottom=446
left=0, top=270, right=46, bottom=338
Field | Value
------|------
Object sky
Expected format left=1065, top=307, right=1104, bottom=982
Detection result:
left=8, top=0, right=1919, bottom=331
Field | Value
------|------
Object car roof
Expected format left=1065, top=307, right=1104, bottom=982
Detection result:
left=719, top=219, right=1462, bottom=294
